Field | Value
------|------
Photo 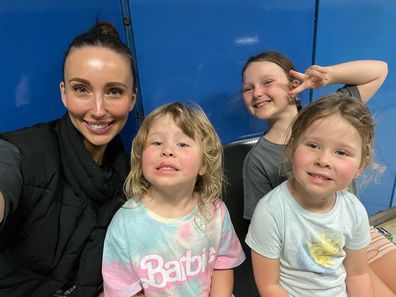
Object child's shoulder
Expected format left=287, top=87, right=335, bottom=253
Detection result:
left=259, top=181, right=288, bottom=205
left=337, top=189, right=366, bottom=208
left=112, top=199, right=142, bottom=220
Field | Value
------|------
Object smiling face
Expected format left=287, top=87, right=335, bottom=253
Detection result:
left=288, top=113, right=363, bottom=211
left=141, top=114, right=205, bottom=194
left=242, top=61, right=295, bottom=121
left=60, top=46, right=136, bottom=162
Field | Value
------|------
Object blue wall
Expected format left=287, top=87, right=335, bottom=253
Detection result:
left=130, top=0, right=315, bottom=143
left=1, top=0, right=395, bottom=215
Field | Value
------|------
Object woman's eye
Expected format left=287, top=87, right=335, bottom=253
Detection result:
left=107, top=88, right=124, bottom=96
left=262, top=80, right=272, bottom=86
left=73, top=85, right=88, bottom=93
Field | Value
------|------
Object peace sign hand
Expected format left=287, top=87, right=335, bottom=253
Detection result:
left=289, top=65, right=328, bottom=97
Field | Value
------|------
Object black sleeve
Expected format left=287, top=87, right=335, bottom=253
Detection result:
left=0, top=139, right=22, bottom=230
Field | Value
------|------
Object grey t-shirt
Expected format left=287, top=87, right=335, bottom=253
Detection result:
left=243, top=85, right=361, bottom=220
left=0, top=139, right=22, bottom=229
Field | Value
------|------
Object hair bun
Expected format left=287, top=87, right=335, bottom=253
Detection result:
left=92, top=22, right=120, bottom=39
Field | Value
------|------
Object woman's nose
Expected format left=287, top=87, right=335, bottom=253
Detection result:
left=92, top=95, right=106, bottom=117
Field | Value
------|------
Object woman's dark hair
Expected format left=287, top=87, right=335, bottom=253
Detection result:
left=62, top=22, right=136, bottom=88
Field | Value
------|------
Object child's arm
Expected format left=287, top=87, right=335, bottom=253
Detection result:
left=251, top=250, right=289, bottom=297
left=289, top=60, right=388, bottom=103
left=210, top=269, right=234, bottom=297
left=344, top=247, right=374, bottom=297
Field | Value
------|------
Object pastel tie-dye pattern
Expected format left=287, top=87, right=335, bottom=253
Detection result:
left=102, top=200, right=245, bottom=297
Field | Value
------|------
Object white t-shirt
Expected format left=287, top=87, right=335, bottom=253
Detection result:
left=246, top=181, right=370, bottom=297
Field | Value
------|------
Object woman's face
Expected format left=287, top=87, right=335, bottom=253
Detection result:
left=60, top=46, right=136, bottom=161
left=242, top=61, right=292, bottom=121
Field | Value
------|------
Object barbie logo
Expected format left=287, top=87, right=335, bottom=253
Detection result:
left=139, top=247, right=216, bottom=289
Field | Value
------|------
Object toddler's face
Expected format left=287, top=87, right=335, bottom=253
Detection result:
left=142, top=114, right=205, bottom=192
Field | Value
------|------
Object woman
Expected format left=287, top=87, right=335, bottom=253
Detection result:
left=0, top=22, right=136, bottom=297
left=241, top=51, right=396, bottom=296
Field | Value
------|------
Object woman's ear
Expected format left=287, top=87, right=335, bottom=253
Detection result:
left=60, top=82, right=67, bottom=108
left=129, top=91, right=137, bottom=112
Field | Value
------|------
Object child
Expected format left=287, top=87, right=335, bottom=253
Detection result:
left=246, top=95, right=375, bottom=297
left=102, top=102, right=245, bottom=297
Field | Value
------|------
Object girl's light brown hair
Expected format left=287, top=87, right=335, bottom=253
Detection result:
left=123, top=102, right=224, bottom=221
left=284, top=94, right=375, bottom=177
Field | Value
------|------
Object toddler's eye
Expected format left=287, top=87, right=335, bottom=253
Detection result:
left=152, top=141, right=162, bottom=146
left=336, top=150, right=349, bottom=156
left=178, top=143, right=189, bottom=148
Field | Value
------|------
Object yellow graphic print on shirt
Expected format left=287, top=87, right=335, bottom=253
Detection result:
left=307, top=230, right=343, bottom=269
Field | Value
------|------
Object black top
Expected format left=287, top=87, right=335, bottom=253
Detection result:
left=0, top=114, right=130, bottom=297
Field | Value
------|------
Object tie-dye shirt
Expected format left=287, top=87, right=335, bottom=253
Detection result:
left=102, top=199, right=245, bottom=297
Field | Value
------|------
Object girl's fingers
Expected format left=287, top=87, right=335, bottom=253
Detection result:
left=289, top=69, right=306, bottom=80
left=289, top=84, right=306, bottom=96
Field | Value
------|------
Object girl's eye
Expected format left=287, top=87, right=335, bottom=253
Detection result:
left=307, top=143, right=319, bottom=149
left=262, top=80, right=272, bottom=86
left=177, top=143, right=189, bottom=148
left=107, top=88, right=124, bottom=96
left=243, top=86, right=253, bottom=93
left=151, top=141, right=162, bottom=146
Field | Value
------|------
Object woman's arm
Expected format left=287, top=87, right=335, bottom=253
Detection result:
left=344, top=247, right=374, bottom=297
left=251, top=250, right=289, bottom=297
left=210, top=269, right=234, bottom=297
left=289, top=60, right=388, bottom=103
left=0, top=139, right=23, bottom=225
